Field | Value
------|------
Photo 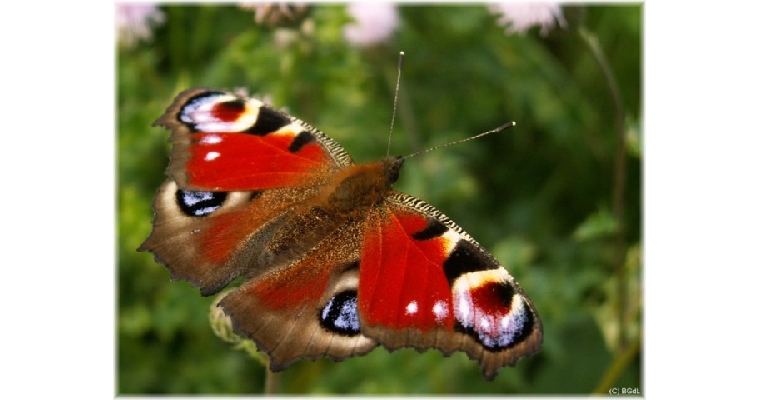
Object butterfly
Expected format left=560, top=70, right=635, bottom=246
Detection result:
left=139, top=87, right=542, bottom=380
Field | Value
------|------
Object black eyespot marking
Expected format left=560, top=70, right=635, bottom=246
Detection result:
left=443, top=241, right=492, bottom=283
left=179, top=91, right=227, bottom=132
left=319, top=290, right=361, bottom=336
left=453, top=280, right=535, bottom=351
left=184, top=91, right=227, bottom=106
left=458, top=314, right=534, bottom=352
left=175, top=189, right=228, bottom=217
left=505, top=313, right=535, bottom=349
left=412, top=219, right=448, bottom=240
left=464, top=300, right=535, bottom=352
left=246, top=107, right=291, bottom=136
left=213, top=99, right=246, bottom=121
left=220, top=99, right=245, bottom=111
left=289, top=131, right=316, bottom=153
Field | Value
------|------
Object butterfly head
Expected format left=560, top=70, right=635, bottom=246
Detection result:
left=383, top=156, right=404, bottom=185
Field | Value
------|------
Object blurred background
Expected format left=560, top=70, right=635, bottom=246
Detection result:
left=117, top=2, right=641, bottom=395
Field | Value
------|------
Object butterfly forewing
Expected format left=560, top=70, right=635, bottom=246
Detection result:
left=152, top=87, right=353, bottom=191
left=357, top=192, right=542, bottom=379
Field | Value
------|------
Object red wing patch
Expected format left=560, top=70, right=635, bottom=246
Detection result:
left=359, top=207, right=456, bottom=331
left=185, top=131, right=332, bottom=190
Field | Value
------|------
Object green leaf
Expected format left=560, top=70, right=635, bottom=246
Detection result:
left=573, top=207, right=619, bottom=241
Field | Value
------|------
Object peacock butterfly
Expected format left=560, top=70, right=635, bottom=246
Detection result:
left=139, top=87, right=543, bottom=380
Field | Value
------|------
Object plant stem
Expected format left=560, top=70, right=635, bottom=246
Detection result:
left=579, top=27, right=628, bottom=351
left=592, top=338, right=641, bottom=394
left=264, top=361, right=279, bottom=395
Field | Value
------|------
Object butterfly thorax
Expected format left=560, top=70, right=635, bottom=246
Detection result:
left=256, top=157, right=402, bottom=273
left=321, top=156, right=404, bottom=218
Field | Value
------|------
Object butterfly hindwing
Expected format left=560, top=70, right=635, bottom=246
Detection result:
left=218, top=219, right=379, bottom=370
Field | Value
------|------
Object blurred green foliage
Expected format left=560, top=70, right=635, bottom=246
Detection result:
left=118, top=3, right=641, bottom=395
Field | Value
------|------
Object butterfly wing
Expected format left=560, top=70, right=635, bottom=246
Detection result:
left=140, top=88, right=380, bottom=367
left=358, top=192, right=543, bottom=380
left=153, top=88, right=354, bottom=191
left=218, top=218, right=380, bottom=370
left=140, top=88, right=353, bottom=294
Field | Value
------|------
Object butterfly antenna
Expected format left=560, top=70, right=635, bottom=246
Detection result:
left=387, top=51, right=405, bottom=158
left=402, top=121, right=517, bottom=160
